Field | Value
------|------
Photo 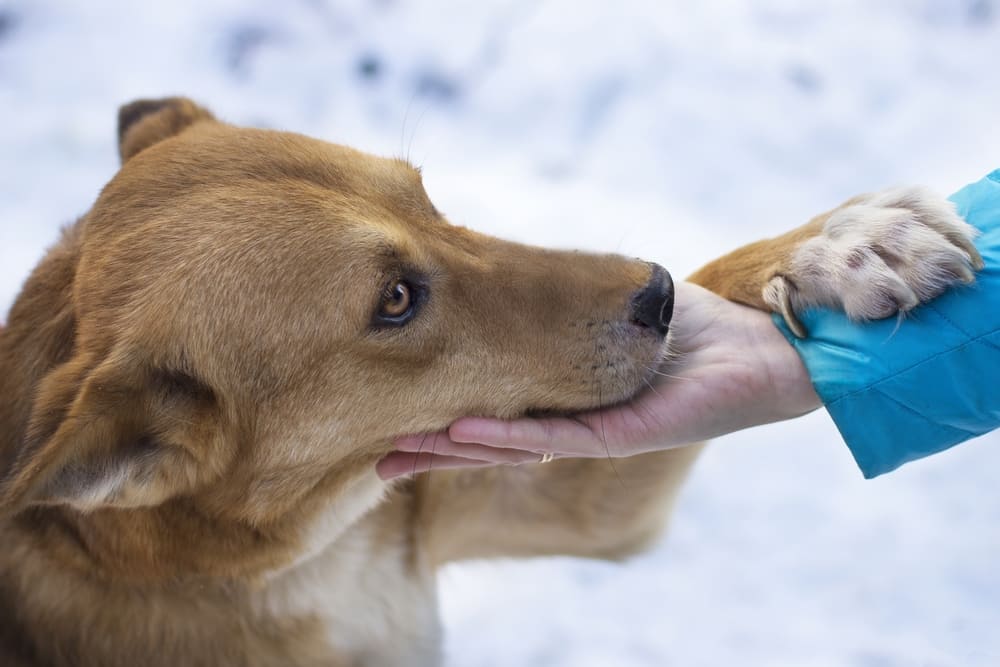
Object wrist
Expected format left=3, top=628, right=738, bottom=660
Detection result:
left=758, top=317, right=822, bottom=419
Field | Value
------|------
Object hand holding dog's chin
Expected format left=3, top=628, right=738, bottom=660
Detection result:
left=377, top=282, right=821, bottom=481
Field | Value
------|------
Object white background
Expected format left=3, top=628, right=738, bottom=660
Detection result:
left=1, top=1, right=998, bottom=664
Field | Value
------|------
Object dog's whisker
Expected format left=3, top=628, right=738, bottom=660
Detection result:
left=427, top=431, right=441, bottom=480
left=407, top=103, right=432, bottom=165
left=644, top=366, right=693, bottom=382
left=412, top=432, right=431, bottom=479
left=595, top=367, right=625, bottom=488
left=641, top=376, right=667, bottom=404
left=635, top=377, right=665, bottom=427
left=399, top=87, right=420, bottom=161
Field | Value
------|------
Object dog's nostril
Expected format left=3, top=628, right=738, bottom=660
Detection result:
left=630, top=263, right=674, bottom=336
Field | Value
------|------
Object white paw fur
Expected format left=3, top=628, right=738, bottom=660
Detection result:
left=766, top=186, right=984, bottom=338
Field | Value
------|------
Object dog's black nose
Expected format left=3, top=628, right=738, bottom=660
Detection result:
left=630, top=264, right=674, bottom=336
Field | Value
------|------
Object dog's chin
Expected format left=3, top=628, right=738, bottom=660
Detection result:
left=524, top=336, right=675, bottom=420
left=523, top=374, right=655, bottom=420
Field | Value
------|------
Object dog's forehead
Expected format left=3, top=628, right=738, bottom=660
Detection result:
left=90, top=123, right=443, bottom=253
left=159, top=125, right=440, bottom=229
left=208, top=126, right=426, bottom=199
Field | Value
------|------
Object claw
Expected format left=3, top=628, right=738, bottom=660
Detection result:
left=782, top=294, right=808, bottom=339
left=765, top=275, right=808, bottom=338
left=957, top=263, right=976, bottom=284
left=971, top=249, right=986, bottom=272
left=949, top=231, right=984, bottom=272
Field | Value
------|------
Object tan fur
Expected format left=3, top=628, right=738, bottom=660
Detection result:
left=0, top=98, right=978, bottom=665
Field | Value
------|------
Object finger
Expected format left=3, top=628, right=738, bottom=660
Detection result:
left=394, top=432, right=448, bottom=452
left=448, top=416, right=605, bottom=456
left=395, top=433, right=550, bottom=465
left=376, top=451, right=495, bottom=480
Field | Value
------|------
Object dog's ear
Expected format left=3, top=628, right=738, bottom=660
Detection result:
left=0, top=354, right=222, bottom=515
left=117, top=97, right=216, bottom=163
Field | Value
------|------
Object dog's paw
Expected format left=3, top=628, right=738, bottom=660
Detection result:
left=765, top=186, right=984, bottom=337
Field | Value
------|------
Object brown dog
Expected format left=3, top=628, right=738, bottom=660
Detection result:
left=0, top=98, right=980, bottom=666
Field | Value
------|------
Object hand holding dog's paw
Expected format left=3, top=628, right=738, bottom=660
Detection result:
left=766, top=186, right=984, bottom=337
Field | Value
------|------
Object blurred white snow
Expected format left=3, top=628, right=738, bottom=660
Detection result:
left=1, top=1, right=998, bottom=664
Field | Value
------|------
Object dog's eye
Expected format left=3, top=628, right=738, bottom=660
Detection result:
left=376, top=280, right=416, bottom=325
left=381, top=282, right=412, bottom=317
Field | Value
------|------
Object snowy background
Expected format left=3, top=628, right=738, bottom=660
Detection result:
left=2, top=1, right=999, bottom=665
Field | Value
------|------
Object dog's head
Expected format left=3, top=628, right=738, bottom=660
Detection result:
left=2, top=98, right=672, bottom=553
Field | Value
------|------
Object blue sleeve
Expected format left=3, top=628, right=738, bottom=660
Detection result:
left=772, top=170, right=1000, bottom=478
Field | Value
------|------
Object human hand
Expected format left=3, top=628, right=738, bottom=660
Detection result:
left=376, top=282, right=821, bottom=480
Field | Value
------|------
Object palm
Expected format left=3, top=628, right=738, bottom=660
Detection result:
left=567, top=283, right=813, bottom=455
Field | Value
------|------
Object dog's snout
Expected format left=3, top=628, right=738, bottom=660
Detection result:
left=630, top=264, right=674, bottom=336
